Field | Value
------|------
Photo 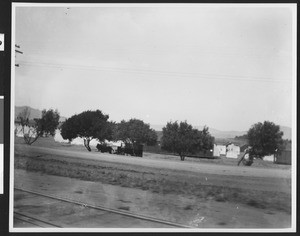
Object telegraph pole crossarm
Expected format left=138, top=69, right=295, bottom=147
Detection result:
left=15, top=44, right=23, bottom=67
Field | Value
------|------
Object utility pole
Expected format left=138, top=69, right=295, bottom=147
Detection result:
left=15, top=44, right=23, bottom=67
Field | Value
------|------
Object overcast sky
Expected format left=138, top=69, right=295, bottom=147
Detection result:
left=13, top=4, right=296, bottom=131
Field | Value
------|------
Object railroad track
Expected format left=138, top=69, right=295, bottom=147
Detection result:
left=14, top=187, right=193, bottom=228
left=14, top=211, right=62, bottom=228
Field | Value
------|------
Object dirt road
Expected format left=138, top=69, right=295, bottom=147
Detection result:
left=15, top=144, right=291, bottom=179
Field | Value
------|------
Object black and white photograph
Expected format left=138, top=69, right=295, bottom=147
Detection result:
left=10, top=3, right=296, bottom=232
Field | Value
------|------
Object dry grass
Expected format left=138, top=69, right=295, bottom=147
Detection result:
left=14, top=136, right=291, bottom=215
left=14, top=149, right=291, bottom=214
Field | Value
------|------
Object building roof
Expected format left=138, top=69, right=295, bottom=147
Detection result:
left=215, top=141, right=235, bottom=146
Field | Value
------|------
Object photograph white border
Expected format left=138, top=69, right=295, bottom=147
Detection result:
left=9, top=2, right=297, bottom=233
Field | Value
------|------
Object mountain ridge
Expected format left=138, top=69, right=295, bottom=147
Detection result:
left=150, top=124, right=291, bottom=140
left=15, top=106, right=67, bottom=122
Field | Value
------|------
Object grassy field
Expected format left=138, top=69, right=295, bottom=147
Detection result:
left=14, top=136, right=291, bottom=215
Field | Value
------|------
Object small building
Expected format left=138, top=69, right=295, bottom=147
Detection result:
left=249, top=149, right=291, bottom=165
left=213, top=144, right=226, bottom=157
left=275, top=150, right=291, bottom=165
left=213, top=142, right=241, bottom=158
left=262, top=150, right=292, bottom=165
left=226, top=143, right=240, bottom=159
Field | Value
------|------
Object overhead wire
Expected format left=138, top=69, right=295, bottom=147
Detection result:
left=16, top=60, right=288, bottom=84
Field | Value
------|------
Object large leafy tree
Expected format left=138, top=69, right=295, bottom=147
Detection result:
left=17, top=108, right=60, bottom=145
left=161, top=121, right=214, bottom=161
left=161, top=121, right=195, bottom=161
left=198, top=126, right=215, bottom=152
left=247, top=121, right=284, bottom=158
left=113, top=118, right=157, bottom=146
left=60, top=110, right=112, bottom=151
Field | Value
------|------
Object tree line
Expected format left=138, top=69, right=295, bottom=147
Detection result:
left=59, top=110, right=215, bottom=161
left=16, top=108, right=285, bottom=161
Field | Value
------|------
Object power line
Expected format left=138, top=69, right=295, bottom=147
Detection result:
left=16, top=60, right=288, bottom=83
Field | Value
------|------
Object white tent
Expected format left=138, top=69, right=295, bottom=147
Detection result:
left=54, top=129, right=124, bottom=147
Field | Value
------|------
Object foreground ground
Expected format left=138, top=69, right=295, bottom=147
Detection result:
left=13, top=137, right=292, bottom=229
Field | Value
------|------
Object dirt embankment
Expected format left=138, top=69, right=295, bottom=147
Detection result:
left=14, top=147, right=291, bottom=215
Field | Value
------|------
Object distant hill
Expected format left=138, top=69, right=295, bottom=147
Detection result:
left=15, top=106, right=42, bottom=120
left=151, top=124, right=247, bottom=140
left=150, top=124, right=165, bottom=131
left=152, top=124, right=291, bottom=140
left=197, top=126, right=247, bottom=139
left=155, top=130, right=163, bottom=142
left=15, top=106, right=67, bottom=122
left=280, top=126, right=292, bottom=140
left=15, top=107, right=291, bottom=140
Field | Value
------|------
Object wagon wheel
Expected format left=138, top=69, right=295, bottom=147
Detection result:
left=242, top=157, right=253, bottom=166
left=237, top=153, right=253, bottom=166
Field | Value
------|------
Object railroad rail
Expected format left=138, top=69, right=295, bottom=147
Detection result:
left=14, top=211, right=62, bottom=228
left=14, top=187, right=193, bottom=228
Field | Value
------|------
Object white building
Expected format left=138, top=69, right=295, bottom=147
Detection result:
left=54, top=129, right=98, bottom=146
left=213, top=142, right=241, bottom=158
left=226, top=143, right=241, bottom=159
left=263, top=154, right=275, bottom=162
left=213, top=144, right=227, bottom=157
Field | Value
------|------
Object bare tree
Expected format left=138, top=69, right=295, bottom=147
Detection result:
left=16, top=107, right=36, bottom=144
left=16, top=108, right=60, bottom=145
